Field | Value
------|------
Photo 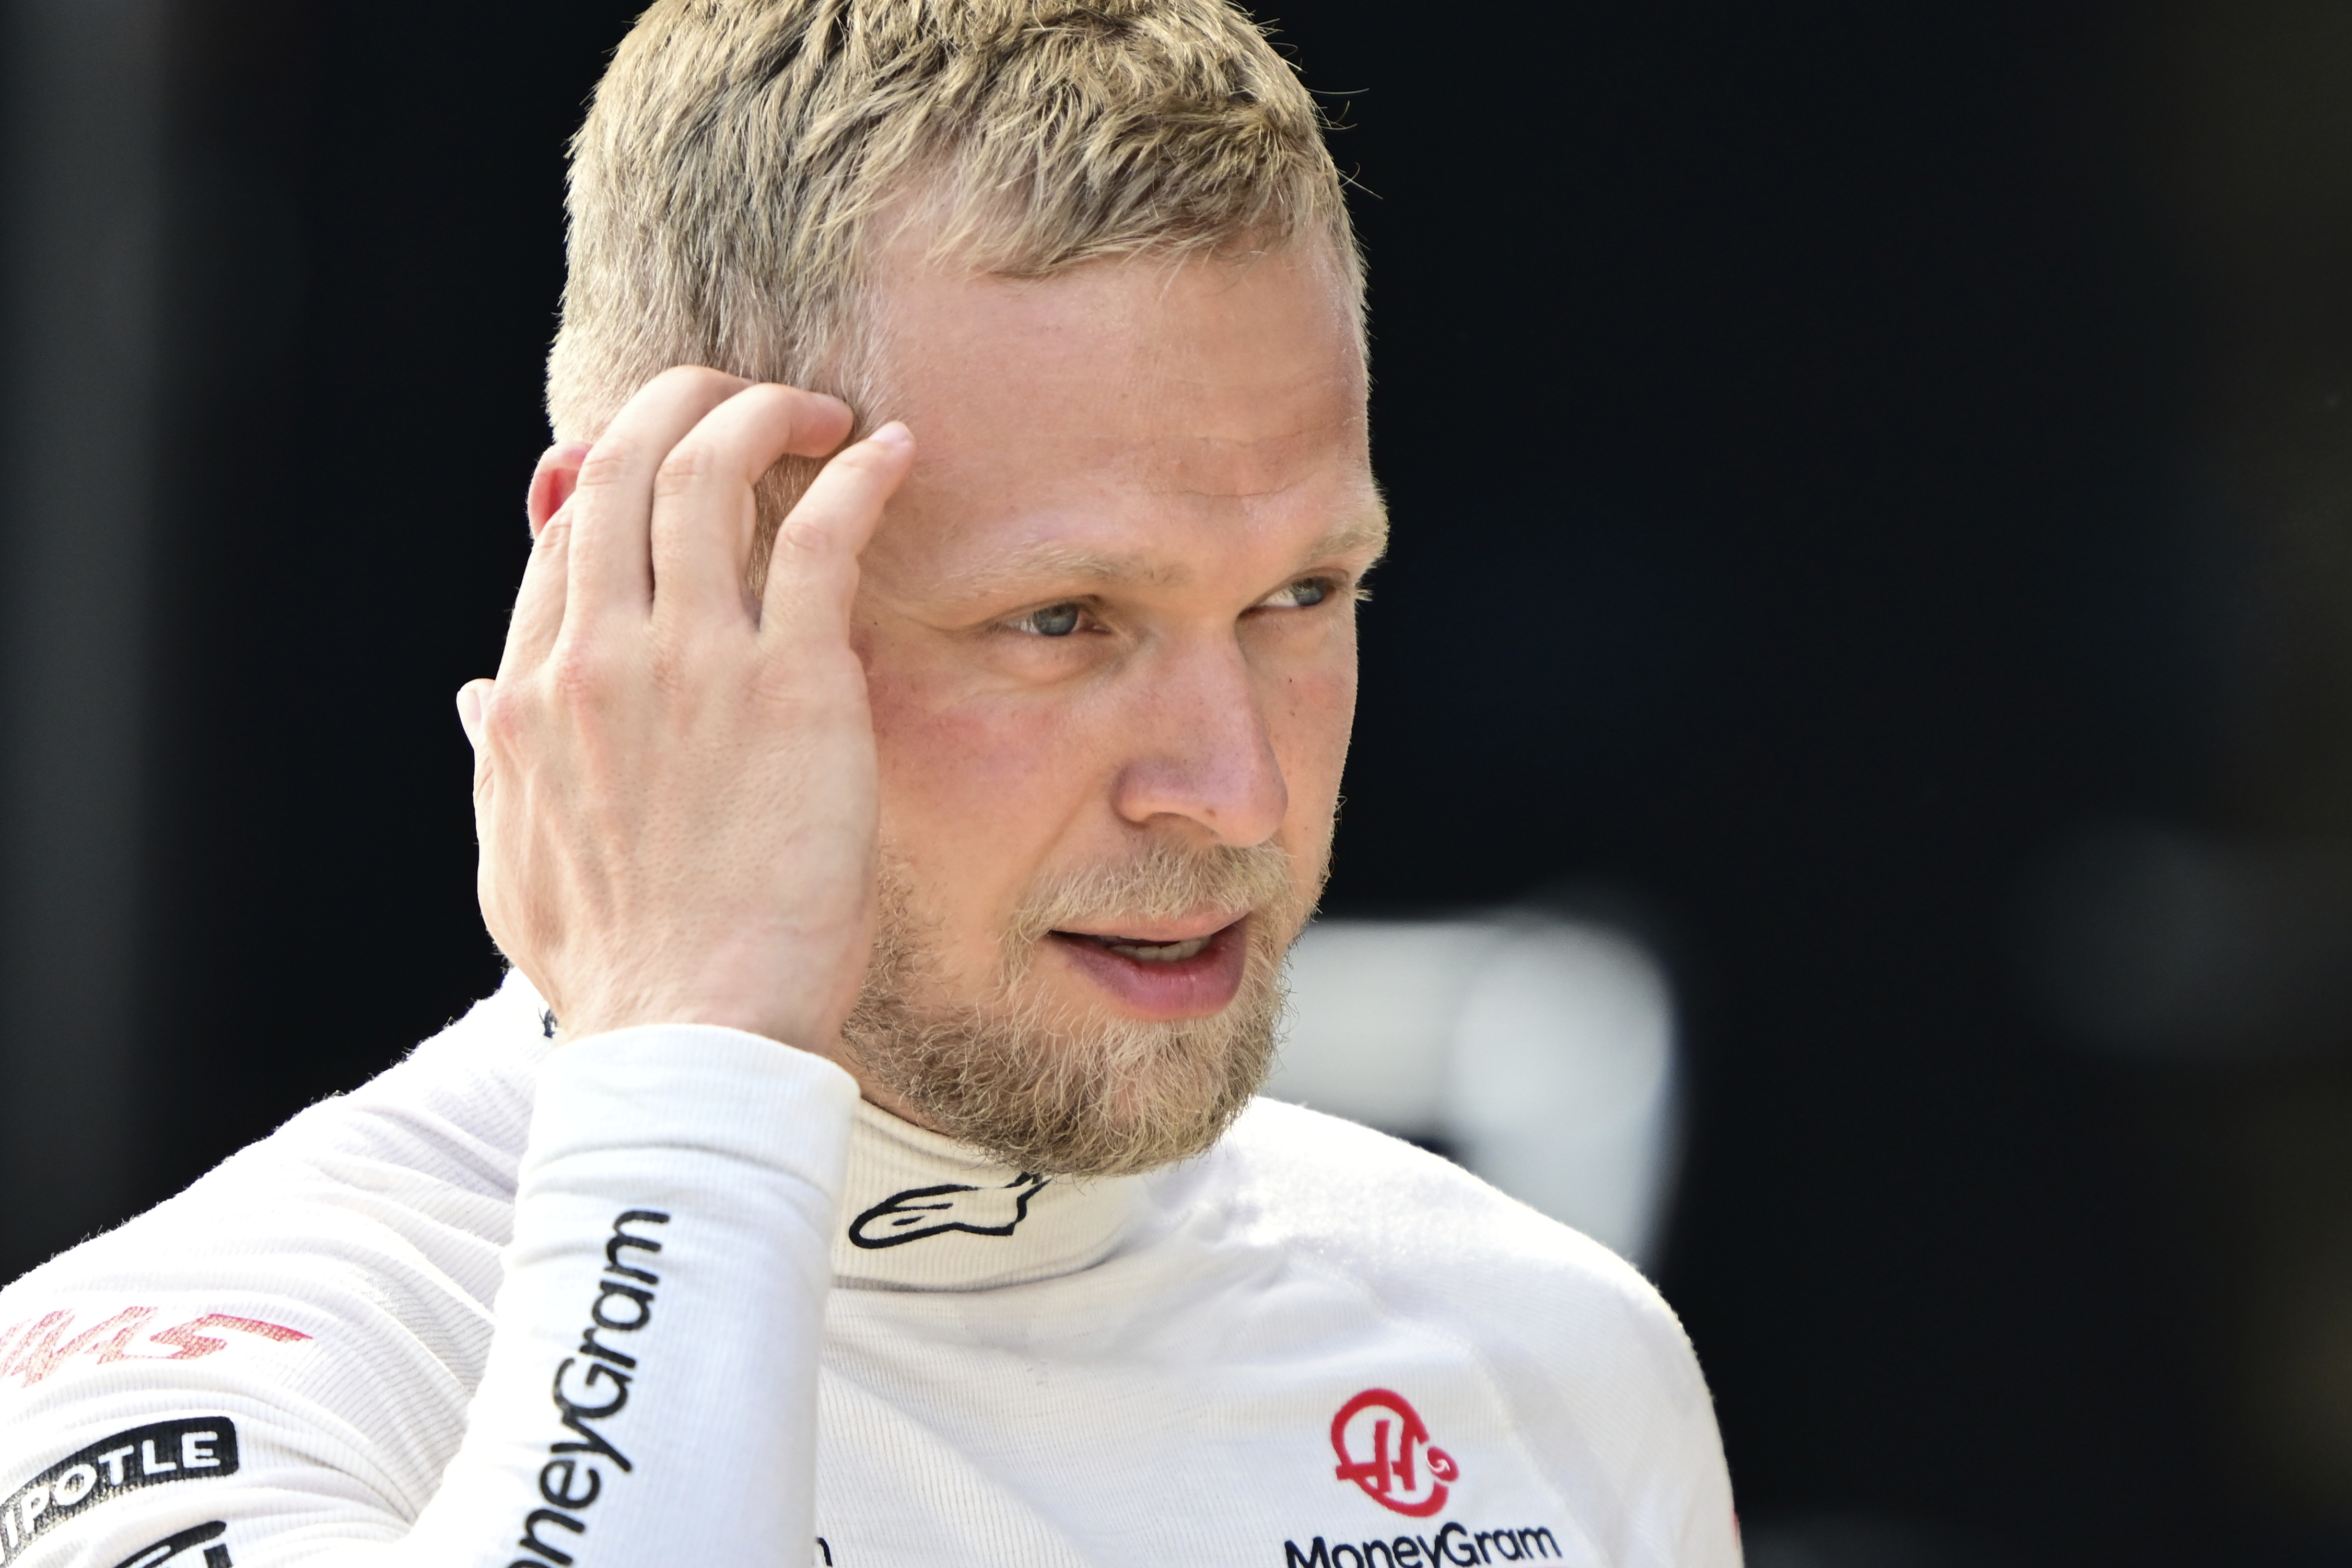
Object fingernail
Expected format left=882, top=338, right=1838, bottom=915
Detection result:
left=869, top=421, right=912, bottom=448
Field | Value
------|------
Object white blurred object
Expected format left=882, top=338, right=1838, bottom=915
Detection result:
left=1268, top=915, right=1680, bottom=1269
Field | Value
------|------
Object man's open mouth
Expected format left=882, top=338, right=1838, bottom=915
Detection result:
left=1040, top=917, right=1251, bottom=1017
left=1058, top=931, right=1215, bottom=964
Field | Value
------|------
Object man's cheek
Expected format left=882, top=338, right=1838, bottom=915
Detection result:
left=881, top=696, right=1083, bottom=809
left=872, top=694, right=1096, bottom=934
left=1268, top=667, right=1356, bottom=792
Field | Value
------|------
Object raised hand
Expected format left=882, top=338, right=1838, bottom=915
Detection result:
left=456, top=367, right=915, bottom=1052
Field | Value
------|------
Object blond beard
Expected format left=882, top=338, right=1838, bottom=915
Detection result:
left=838, top=838, right=1314, bottom=1177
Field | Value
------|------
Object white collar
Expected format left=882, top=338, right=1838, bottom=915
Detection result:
left=829, top=1098, right=1152, bottom=1292
left=498, top=972, right=1151, bottom=1293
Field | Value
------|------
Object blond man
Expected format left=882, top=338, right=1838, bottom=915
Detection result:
left=0, top=3, right=1739, bottom=1564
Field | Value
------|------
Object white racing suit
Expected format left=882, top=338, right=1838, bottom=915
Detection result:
left=0, top=974, right=1740, bottom=1568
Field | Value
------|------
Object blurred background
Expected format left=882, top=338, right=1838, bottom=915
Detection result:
left=4, top=0, right=2352, bottom=1561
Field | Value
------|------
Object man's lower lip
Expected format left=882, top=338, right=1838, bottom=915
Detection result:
left=1047, top=920, right=1248, bottom=1020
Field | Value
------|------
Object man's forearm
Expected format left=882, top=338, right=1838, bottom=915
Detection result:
left=397, top=1026, right=855, bottom=1568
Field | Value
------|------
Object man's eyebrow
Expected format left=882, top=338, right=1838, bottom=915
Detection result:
left=949, top=543, right=1195, bottom=598
left=1307, top=511, right=1390, bottom=566
left=945, top=509, right=1390, bottom=601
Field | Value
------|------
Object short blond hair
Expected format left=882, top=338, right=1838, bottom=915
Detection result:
left=546, top=0, right=1357, bottom=443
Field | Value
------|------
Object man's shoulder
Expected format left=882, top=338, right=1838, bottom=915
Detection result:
left=1211, top=1096, right=1693, bottom=1358
left=1219, top=1096, right=1643, bottom=1273
left=0, top=977, right=549, bottom=1408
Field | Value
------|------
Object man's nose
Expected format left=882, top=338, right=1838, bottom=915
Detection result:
left=1109, top=636, right=1289, bottom=846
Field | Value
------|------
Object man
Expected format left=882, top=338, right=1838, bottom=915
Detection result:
left=0, top=1, right=1739, bottom=1564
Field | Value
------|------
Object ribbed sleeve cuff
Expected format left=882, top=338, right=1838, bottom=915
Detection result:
left=526, top=1024, right=861, bottom=1195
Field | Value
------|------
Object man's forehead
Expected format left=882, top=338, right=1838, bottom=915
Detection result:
left=916, top=412, right=1365, bottom=490
left=871, top=241, right=1363, bottom=418
left=861, top=236, right=1376, bottom=599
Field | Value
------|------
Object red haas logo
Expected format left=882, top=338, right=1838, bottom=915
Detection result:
left=1330, top=1389, right=1458, bottom=1517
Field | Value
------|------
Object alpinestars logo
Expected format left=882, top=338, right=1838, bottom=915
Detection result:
left=1332, top=1389, right=1458, bottom=1517
left=848, top=1174, right=1049, bottom=1249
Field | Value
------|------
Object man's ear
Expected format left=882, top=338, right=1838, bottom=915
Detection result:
left=526, top=441, right=594, bottom=537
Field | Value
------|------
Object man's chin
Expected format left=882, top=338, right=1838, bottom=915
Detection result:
left=848, top=838, right=1310, bottom=1177
left=841, top=955, right=1286, bottom=1178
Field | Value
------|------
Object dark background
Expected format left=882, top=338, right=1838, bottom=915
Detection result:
left=7, top=2, right=2352, bottom=1563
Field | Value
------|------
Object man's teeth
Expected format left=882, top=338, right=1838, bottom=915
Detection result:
left=1104, top=935, right=1211, bottom=963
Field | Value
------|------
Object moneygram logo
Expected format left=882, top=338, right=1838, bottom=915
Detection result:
left=1330, top=1389, right=1458, bottom=1517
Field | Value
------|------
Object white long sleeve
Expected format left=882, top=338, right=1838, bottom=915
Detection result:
left=396, top=1025, right=855, bottom=1568
left=0, top=976, right=1739, bottom=1568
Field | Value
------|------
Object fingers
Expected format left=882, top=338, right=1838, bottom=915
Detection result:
left=564, top=368, right=753, bottom=627
left=498, top=369, right=860, bottom=687
left=760, top=422, right=915, bottom=652
left=649, top=383, right=856, bottom=630
left=500, top=487, right=574, bottom=675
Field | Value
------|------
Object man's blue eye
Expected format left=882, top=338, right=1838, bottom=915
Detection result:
left=1267, top=578, right=1332, bottom=610
left=1026, top=603, right=1083, bottom=637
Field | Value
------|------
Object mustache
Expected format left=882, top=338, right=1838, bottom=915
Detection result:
left=1004, top=840, right=1302, bottom=951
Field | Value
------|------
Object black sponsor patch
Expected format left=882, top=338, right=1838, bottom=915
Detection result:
left=110, top=1520, right=229, bottom=1568
left=847, top=1175, right=1048, bottom=1249
left=3, top=1419, right=239, bottom=1561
